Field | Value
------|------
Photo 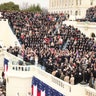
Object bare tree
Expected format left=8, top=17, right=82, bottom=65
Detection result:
left=21, top=2, right=29, bottom=10
left=42, top=8, right=48, bottom=14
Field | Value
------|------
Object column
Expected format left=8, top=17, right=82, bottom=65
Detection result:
left=69, top=0, right=70, bottom=6
left=57, top=0, right=59, bottom=8
left=76, top=0, right=78, bottom=6
left=53, top=0, right=56, bottom=8
left=65, top=0, right=67, bottom=6
left=61, top=0, right=63, bottom=8
left=72, top=0, right=74, bottom=6
left=49, top=0, right=51, bottom=8
left=53, top=0, right=54, bottom=8
left=62, top=0, right=64, bottom=7
left=49, top=0, right=52, bottom=8
left=80, top=0, right=82, bottom=5
left=55, top=0, right=57, bottom=8
left=63, top=0, right=65, bottom=7
left=51, top=0, right=53, bottom=8
left=67, top=0, right=70, bottom=6
left=60, top=0, right=62, bottom=8
left=54, top=0, right=56, bottom=8
left=73, top=0, right=76, bottom=7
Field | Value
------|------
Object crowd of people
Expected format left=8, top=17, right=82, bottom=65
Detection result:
left=85, top=6, right=96, bottom=22
left=76, top=6, right=96, bottom=22
left=1, top=11, right=96, bottom=88
left=0, top=72, right=6, bottom=96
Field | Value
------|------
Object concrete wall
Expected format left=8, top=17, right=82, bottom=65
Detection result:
left=0, top=19, right=21, bottom=49
left=6, top=75, right=32, bottom=96
left=6, top=65, right=96, bottom=96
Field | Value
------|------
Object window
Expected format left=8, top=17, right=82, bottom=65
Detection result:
left=75, top=10, right=78, bottom=16
left=90, top=0, right=93, bottom=5
left=67, top=11, right=69, bottom=14
left=70, top=10, right=72, bottom=15
left=79, top=10, right=81, bottom=15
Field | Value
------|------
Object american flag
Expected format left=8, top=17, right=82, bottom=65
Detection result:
left=32, top=76, right=64, bottom=96
left=4, top=58, right=9, bottom=78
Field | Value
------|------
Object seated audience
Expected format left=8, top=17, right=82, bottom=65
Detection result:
left=1, top=11, right=96, bottom=87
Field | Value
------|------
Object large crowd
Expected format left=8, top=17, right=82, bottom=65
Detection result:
left=77, top=6, right=96, bottom=22
left=86, top=6, right=96, bottom=22
left=1, top=11, right=96, bottom=88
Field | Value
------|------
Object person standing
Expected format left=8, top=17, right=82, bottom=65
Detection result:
left=70, top=74, right=75, bottom=85
left=89, top=73, right=95, bottom=88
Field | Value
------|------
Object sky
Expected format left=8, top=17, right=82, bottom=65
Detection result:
left=0, top=0, right=49, bottom=9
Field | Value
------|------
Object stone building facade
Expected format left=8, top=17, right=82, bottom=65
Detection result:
left=48, top=0, right=96, bottom=20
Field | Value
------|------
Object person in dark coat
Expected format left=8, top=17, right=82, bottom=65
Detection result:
left=89, top=73, right=95, bottom=88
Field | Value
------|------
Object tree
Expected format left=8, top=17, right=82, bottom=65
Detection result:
left=22, top=4, right=42, bottom=12
left=36, top=4, right=42, bottom=12
left=21, top=2, right=29, bottom=10
left=0, top=2, right=42, bottom=12
left=0, top=2, right=20, bottom=11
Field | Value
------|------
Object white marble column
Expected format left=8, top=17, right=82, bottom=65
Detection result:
left=60, top=0, right=62, bottom=8
left=80, top=0, right=82, bottom=5
left=65, top=0, right=67, bottom=6
left=53, top=0, right=54, bottom=8
left=51, top=0, right=53, bottom=8
left=62, top=0, right=64, bottom=8
left=49, top=0, right=51, bottom=8
left=70, top=0, right=72, bottom=6
left=57, top=0, right=59, bottom=8
left=76, top=0, right=78, bottom=6
left=55, top=0, right=57, bottom=8
left=63, top=0, right=65, bottom=7
left=54, top=0, right=56, bottom=7
left=69, top=0, right=70, bottom=6
left=61, top=0, right=63, bottom=7
left=71, top=0, right=73, bottom=6
left=53, top=0, right=55, bottom=8
left=73, top=0, right=76, bottom=6
left=67, top=0, right=70, bottom=6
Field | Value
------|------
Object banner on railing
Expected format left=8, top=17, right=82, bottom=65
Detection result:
left=32, top=76, right=65, bottom=96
